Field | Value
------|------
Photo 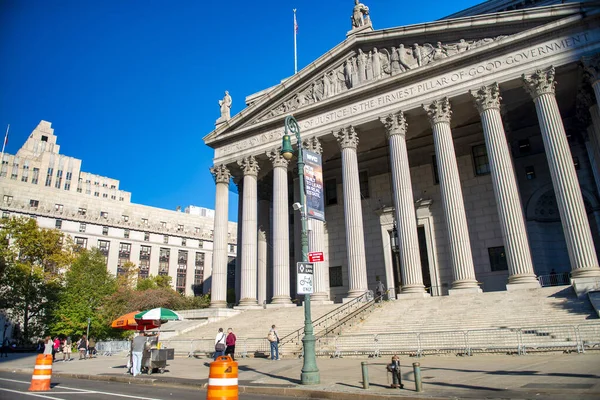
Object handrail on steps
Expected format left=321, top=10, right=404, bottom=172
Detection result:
left=278, top=289, right=385, bottom=348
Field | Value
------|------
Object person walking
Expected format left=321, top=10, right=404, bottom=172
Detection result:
left=267, top=325, right=279, bottom=361
left=77, top=335, right=88, bottom=360
left=214, top=328, right=226, bottom=360
left=88, top=337, right=96, bottom=358
left=225, top=328, right=236, bottom=361
left=375, top=279, right=386, bottom=302
left=52, top=337, right=61, bottom=361
left=131, top=332, right=146, bottom=377
left=62, top=337, right=72, bottom=361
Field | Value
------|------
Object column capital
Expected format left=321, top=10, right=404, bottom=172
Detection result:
left=302, top=136, right=323, bottom=155
left=423, top=98, right=452, bottom=125
left=522, top=66, right=556, bottom=99
left=582, top=54, right=600, bottom=84
left=237, top=156, right=260, bottom=177
left=380, top=111, right=408, bottom=138
left=266, top=148, right=289, bottom=169
left=334, top=126, right=359, bottom=150
left=210, top=164, right=231, bottom=184
left=471, top=83, right=502, bottom=113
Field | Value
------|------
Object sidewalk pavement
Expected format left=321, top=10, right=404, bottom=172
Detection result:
left=1, top=351, right=599, bottom=400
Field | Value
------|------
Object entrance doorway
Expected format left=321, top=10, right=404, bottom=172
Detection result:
left=417, top=226, right=432, bottom=291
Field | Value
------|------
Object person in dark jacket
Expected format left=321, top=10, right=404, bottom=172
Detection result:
left=225, top=328, right=236, bottom=361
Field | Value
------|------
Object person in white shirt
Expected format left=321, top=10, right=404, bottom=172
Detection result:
left=214, top=328, right=226, bottom=360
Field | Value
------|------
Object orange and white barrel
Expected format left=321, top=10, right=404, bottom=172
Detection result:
left=206, top=355, right=238, bottom=400
left=28, top=354, right=52, bottom=391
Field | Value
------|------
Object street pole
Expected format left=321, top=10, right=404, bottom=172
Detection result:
left=86, top=317, right=91, bottom=338
left=281, top=115, right=320, bottom=385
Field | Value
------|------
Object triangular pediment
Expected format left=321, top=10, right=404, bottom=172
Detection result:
left=204, top=3, right=587, bottom=145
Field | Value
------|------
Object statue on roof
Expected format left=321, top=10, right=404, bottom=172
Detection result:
left=351, top=0, right=370, bottom=29
left=216, top=91, right=232, bottom=125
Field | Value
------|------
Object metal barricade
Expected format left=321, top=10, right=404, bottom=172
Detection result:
left=418, top=330, right=468, bottom=355
left=96, top=340, right=130, bottom=356
left=576, top=323, right=600, bottom=352
left=466, top=328, right=521, bottom=355
left=372, top=332, right=420, bottom=356
left=332, top=334, right=377, bottom=358
left=519, top=325, right=581, bottom=354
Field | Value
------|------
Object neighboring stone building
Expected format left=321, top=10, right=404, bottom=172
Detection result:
left=0, top=120, right=238, bottom=296
left=204, top=0, right=600, bottom=307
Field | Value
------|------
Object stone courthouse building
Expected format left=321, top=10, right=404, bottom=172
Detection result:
left=204, top=0, right=600, bottom=308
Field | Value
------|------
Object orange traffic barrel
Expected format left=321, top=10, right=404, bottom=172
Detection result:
left=207, top=355, right=238, bottom=400
left=28, top=354, right=52, bottom=391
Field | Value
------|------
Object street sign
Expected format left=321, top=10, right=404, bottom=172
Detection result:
left=296, top=262, right=314, bottom=294
left=308, top=252, right=324, bottom=262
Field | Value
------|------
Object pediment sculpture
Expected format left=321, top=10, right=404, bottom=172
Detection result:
left=254, top=36, right=507, bottom=124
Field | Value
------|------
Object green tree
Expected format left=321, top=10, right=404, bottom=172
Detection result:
left=50, top=249, right=117, bottom=339
left=0, top=217, right=73, bottom=343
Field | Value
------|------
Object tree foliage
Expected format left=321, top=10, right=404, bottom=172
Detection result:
left=0, top=217, right=73, bottom=343
left=50, top=249, right=118, bottom=339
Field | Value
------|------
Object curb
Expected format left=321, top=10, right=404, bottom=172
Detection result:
left=1, top=367, right=447, bottom=399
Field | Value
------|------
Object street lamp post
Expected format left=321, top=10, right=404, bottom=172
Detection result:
left=281, top=115, right=320, bottom=385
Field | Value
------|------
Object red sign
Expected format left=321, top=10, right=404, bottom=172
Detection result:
left=308, top=252, right=324, bottom=262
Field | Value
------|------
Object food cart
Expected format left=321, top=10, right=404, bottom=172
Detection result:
left=141, top=347, right=175, bottom=375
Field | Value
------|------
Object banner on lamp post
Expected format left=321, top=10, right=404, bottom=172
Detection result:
left=303, top=150, right=325, bottom=222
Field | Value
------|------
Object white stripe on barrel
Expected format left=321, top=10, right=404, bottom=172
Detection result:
left=34, top=365, right=52, bottom=370
left=208, top=378, right=238, bottom=386
left=31, top=375, right=52, bottom=380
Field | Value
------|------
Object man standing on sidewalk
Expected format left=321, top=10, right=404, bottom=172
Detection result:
left=267, top=325, right=279, bottom=360
left=131, top=332, right=146, bottom=377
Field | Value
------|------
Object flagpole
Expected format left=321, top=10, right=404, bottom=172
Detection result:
left=0, top=124, right=9, bottom=166
left=293, top=9, right=298, bottom=75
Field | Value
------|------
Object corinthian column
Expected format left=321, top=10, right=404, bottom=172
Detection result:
left=583, top=54, right=600, bottom=105
left=237, top=156, right=260, bottom=307
left=523, top=67, right=600, bottom=291
left=379, top=112, right=427, bottom=296
left=471, top=83, right=540, bottom=290
left=267, top=149, right=292, bottom=305
left=209, top=164, right=231, bottom=308
left=333, top=126, right=369, bottom=299
left=303, top=137, right=332, bottom=303
left=423, top=98, right=481, bottom=294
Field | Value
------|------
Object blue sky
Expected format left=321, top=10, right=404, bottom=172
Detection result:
left=0, top=0, right=482, bottom=222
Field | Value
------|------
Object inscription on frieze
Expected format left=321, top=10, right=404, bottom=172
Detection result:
left=215, top=31, right=595, bottom=159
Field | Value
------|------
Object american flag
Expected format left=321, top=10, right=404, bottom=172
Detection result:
left=294, top=10, right=298, bottom=33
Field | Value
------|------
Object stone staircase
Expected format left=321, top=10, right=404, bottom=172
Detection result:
left=342, top=285, right=597, bottom=335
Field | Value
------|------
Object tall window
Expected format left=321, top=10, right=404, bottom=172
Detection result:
left=144, top=232, right=150, bottom=241
left=163, top=235, right=169, bottom=244
left=21, top=162, right=29, bottom=182
left=329, top=266, right=343, bottom=287
left=139, top=245, right=151, bottom=279
left=159, top=248, right=170, bottom=276
left=176, top=250, right=188, bottom=294
left=194, top=252, right=205, bottom=295
left=98, top=240, right=110, bottom=264
left=30, top=199, right=39, bottom=208
left=488, top=246, right=508, bottom=272
left=74, top=237, right=87, bottom=251
left=325, top=178, right=337, bottom=205
left=55, top=170, right=63, bottom=189
left=79, top=223, right=86, bottom=233
left=45, top=167, right=53, bottom=187
left=117, top=242, right=131, bottom=276
left=472, top=144, right=490, bottom=176
left=31, top=168, right=39, bottom=184
left=124, top=229, right=130, bottom=239
left=11, top=162, right=18, bottom=180
left=102, top=226, right=109, bottom=236
left=55, top=219, right=62, bottom=229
